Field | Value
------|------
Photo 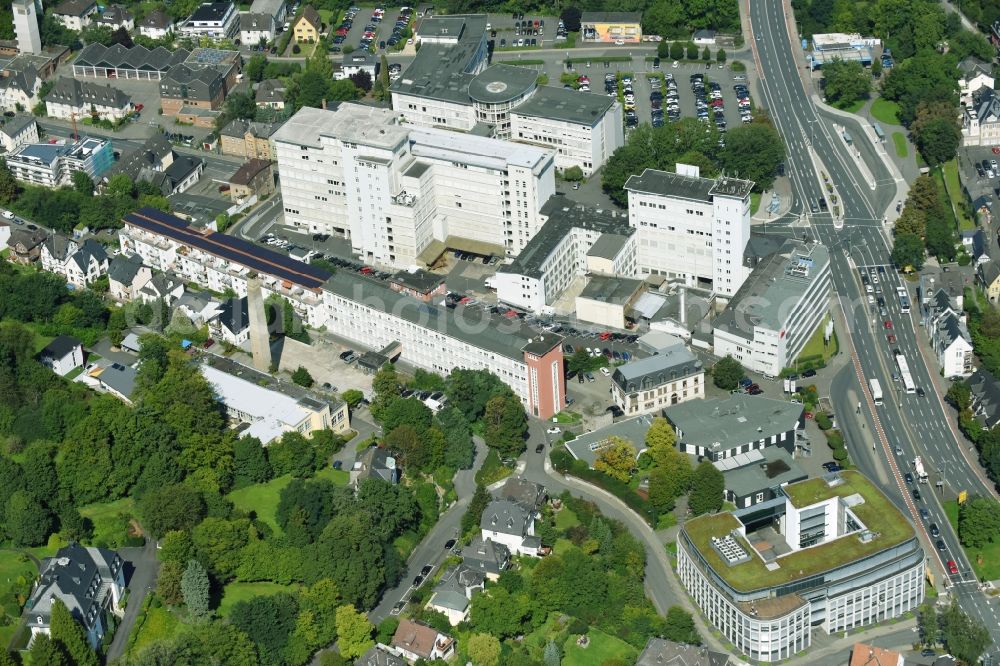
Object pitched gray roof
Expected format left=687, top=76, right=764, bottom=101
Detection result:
left=160, top=64, right=225, bottom=102
left=54, top=0, right=96, bottom=17
left=356, top=646, right=407, bottom=666
left=45, top=77, right=132, bottom=109
left=96, top=5, right=133, bottom=26
left=356, top=446, right=399, bottom=484
left=105, top=134, right=173, bottom=182
left=107, top=253, right=145, bottom=284
left=612, top=341, right=701, bottom=392
left=41, top=335, right=82, bottom=360
left=496, top=476, right=545, bottom=511
left=44, top=233, right=76, bottom=262
left=26, top=543, right=123, bottom=631
left=480, top=499, right=530, bottom=536
left=0, top=114, right=37, bottom=140
left=75, top=43, right=188, bottom=73
left=461, top=536, right=509, bottom=575
left=969, top=368, right=1000, bottom=426
left=240, top=12, right=274, bottom=32
left=69, top=239, right=108, bottom=272
left=0, top=65, right=38, bottom=97
left=637, top=638, right=731, bottom=666
left=255, top=79, right=286, bottom=105
left=139, top=9, right=173, bottom=30
left=98, top=362, right=137, bottom=398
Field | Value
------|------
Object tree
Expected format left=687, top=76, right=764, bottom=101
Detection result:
left=245, top=53, right=267, bottom=82
left=821, top=59, right=871, bottom=109
left=158, top=530, right=194, bottom=565
left=670, top=41, right=685, bottom=60
left=291, top=366, right=314, bottom=387
left=157, top=560, right=185, bottom=605
left=104, top=172, right=135, bottom=199
left=335, top=604, right=374, bottom=659
left=379, top=397, right=432, bottom=434
left=230, top=592, right=299, bottom=666
left=71, top=171, right=94, bottom=197
left=940, top=601, right=991, bottom=665
left=139, top=483, right=206, bottom=537
left=543, top=638, right=561, bottom=666
left=462, top=484, right=491, bottom=534
left=716, top=48, right=727, bottom=63
left=50, top=600, right=99, bottom=666
left=269, top=431, right=316, bottom=480
left=918, top=604, right=938, bottom=646
left=29, top=633, right=66, bottom=666
left=686, top=42, right=699, bottom=59
left=645, top=417, right=677, bottom=465
left=341, top=389, right=364, bottom=409
left=664, top=606, right=701, bottom=645
left=6, top=489, right=52, bottom=546
left=110, top=24, right=133, bottom=48
left=181, top=559, right=210, bottom=618
left=894, top=206, right=926, bottom=239
left=958, top=496, right=1000, bottom=548
left=0, top=158, right=18, bottom=204
left=466, top=633, right=502, bottom=666
left=658, top=40, right=670, bottom=58
left=563, top=165, right=584, bottom=181
left=329, top=79, right=361, bottom=101
left=946, top=381, right=972, bottom=411
left=719, top=120, right=785, bottom=190
left=560, top=6, right=582, bottom=33
left=192, top=517, right=252, bottom=579
left=483, top=394, right=527, bottom=457
left=712, top=355, right=743, bottom=390
left=349, top=70, right=372, bottom=93
left=688, top=461, right=724, bottom=516
left=594, top=436, right=637, bottom=482
left=701, top=45, right=711, bottom=60
left=356, top=478, right=419, bottom=542
left=234, top=437, right=272, bottom=487
left=370, top=363, right=401, bottom=420
left=892, top=231, right=925, bottom=271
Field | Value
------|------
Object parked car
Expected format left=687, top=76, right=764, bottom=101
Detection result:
left=535, top=443, right=545, bottom=453
left=546, top=426, right=561, bottom=435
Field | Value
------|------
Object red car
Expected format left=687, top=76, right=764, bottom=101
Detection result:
left=886, top=333, right=896, bottom=344
left=599, top=331, right=612, bottom=341
left=947, top=560, right=959, bottom=575
left=710, top=98, right=724, bottom=107
left=135, top=103, right=144, bottom=111
left=883, top=319, right=893, bottom=329
left=360, top=266, right=373, bottom=274
left=504, top=309, right=518, bottom=319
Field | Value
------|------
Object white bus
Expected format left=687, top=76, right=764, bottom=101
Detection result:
left=896, top=286, right=910, bottom=314
left=896, top=353, right=916, bottom=394
left=869, top=378, right=883, bottom=406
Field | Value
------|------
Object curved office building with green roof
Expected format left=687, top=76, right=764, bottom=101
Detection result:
left=677, top=471, right=924, bottom=661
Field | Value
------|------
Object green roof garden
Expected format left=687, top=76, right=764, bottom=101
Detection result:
left=683, top=471, right=915, bottom=593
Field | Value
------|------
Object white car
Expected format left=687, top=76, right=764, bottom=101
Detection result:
left=600, top=367, right=611, bottom=376
left=0, top=210, right=13, bottom=220
left=614, top=39, right=625, bottom=45
left=546, top=426, right=561, bottom=435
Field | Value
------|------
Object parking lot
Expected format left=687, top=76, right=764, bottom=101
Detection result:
left=332, top=5, right=413, bottom=54
left=486, top=12, right=562, bottom=51
left=958, top=145, right=1000, bottom=206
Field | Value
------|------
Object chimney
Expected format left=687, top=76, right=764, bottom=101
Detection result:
left=679, top=286, right=687, bottom=325
left=321, top=98, right=327, bottom=110
left=247, top=277, right=272, bottom=372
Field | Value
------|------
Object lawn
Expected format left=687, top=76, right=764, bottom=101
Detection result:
left=798, top=315, right=839, bottom=361
left=943, top=500, right=1000, bottom=581
left=126, top=599, right=182, bottom=656
left=218, top=582, right=301, bottom=617
left=892, top=132, right=909, bottom=158
left=226, top=475, right=295, bottom=536
left=314, top=466, right=349, bottom=486
left=870, top=98, right=901, bottom=125
left=554, top=507, right=580, bottom=530
left=79, top=497, right=136, bottom=549
left=942, top=160, right=976, bottom=231
left=839, top=98, right=867, bottom=114
left=551, top=411, right=582, bottom=424
left=750, top=191, right=762, bottom=216
left=931, top=168, right=960, bottom=232
left=0, top=540, right=63, bottom=648
left=562, top=627, right=638, bottom=665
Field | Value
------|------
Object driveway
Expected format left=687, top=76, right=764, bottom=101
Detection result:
left=105, top=539, right=159, bottom=663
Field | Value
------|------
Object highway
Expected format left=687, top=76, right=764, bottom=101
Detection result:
left=748, top=0, right=1000, bottom=651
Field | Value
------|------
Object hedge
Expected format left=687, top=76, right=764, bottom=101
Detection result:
left=550, top=448, right=656, bottom=525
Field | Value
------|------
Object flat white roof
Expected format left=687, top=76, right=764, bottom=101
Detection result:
left=200, top=364, right=311, bottom=443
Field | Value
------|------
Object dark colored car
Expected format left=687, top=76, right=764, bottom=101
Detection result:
left=916, top=387, right=926, bottom=397
left=935, top=539, right=945, bottom=551
left=420, top=565, right=433, bottom=576
left=930, top=523, right=940, bottom=537
left=412, top=575, right=424, bottom=587
left=904, top=472, right=913, bottom=484
left=332, top=460, right=343, bottom=470
left=444, top=538, right=456, bottom=550
left=913, top=488, right=922, bottom=502
left=535, top=443, right=545, bottom=454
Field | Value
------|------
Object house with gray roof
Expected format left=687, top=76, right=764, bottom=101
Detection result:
left=426, top=565, right=484, bottom=625
left=351, top=446, right=401, bottom=487
left=39, top=335, right=84, bottom=377
left=103, top=134, right=175, bottom=185
left=496, top=476, right=546, bottom=512
left=24, top=542, right=125, bottom=650
left=566, top=413, right=657, bottom=468
left=137, top=272, right=185, bottom=306
left=95, top=5, right=134, bottom=31
left=481, top=497, right=540, bottom=557
left=107, top=254, right=151, bottom=302
left=968, top=367, right=1000, bottom=428
left=44, top=77, right=133, bottom=122
left=256, top=79, right=286, bottom=110
left=73, top=44, right=188, bottom=81
left=138, top=10, right=176, bottom=39
left=160, top=64, right=227, bottom=115
left=40, top=233, right=78, bottom=274
left=0, top=65, right=41, bottom=114
left=925, top=288, right=974, bottom=378
left=53, top=0, right=98, bottom=30
left=41, top=235, right=108, bottom=288
left=664, top=394, right=804, bottom=462
left=355, top=646, right=406, bottom=666
left=716, top=447, right=807, bottom=509
left=0, top=115, right=39, bottom=153
left=240, top=12, right=276, bottom=45
left=636, top=638, right=731, bottom=666
left=95, top=362, right=138, bottom=404
left=461, top=537, right=510, bottom=580
left=610, top=338, right=704, bottom=416
left=6, top=226, right=47, bottom=264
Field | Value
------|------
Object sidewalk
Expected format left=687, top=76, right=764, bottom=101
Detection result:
left=751, top=177, right=793, bottom=224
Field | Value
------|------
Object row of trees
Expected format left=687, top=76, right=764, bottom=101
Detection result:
left=602, top=116, right=786, bottom=207
left=891, top=174, right=960, bottom=271
left=945, top=377, right=1000, bottom=485
left=656, top=40, right=727, bottom=63
left=917, top=602, right=992, bottom=665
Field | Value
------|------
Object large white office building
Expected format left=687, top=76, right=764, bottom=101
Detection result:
left=6, top=137, right=114, bottom=188
left=625, top=165, right=755, bottom=298
left=713, top=239, right=831, bottom=376
left=389, top=15, right=622, bottom=175
left=677, top=472, right=924, bottom=662
left=273, top=104, right=556, bottom=268
left=119, top=208, right=568, bottom=420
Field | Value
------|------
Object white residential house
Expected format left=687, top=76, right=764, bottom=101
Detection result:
left=963, top=89, right=1000, bottom=147
left=25, top=543, right=125, bottom=650
left=239, top=12, right=276, bottom=46
left=40, top=234, right=79, bottom=275
left=0, top=115, right=40, bottom=153
left=138, top=10, right=176, bottom=39
left=42, top=236, right=109, bottom=288
left=107, top=254, right=152, bottom=302
left=44, top=78, right=134, bottom=123
left=479, top=476, right=546, bottom=556
left=336, top=52, right=378, bottom=80
left=208, top=297, right=251, bottom=346
left=426, top=566, right=485, bottom=626
left=958, top=57, right=995, bottom=108
left=925, top=289, right=974, bottom=378
left=180, top=2, right=240, bottom=40
left=136, top=273, right=185, bottom=306
left=52, top=0, right=98, bottom=30
left=0, top=66, right=41, bottom=115
left=38, top=335, right=84, bottom=376
left=95, top=5, right=134, bottom=31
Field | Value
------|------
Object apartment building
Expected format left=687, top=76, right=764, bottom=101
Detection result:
left=625, top=165, right=755, bottom=298
left=925, top=289, right=974, bottom=378
left=389, top=16, right=621, bottom=174
left=44, top=78, right=133, bottom=123
left=713, top=240, right=832, bottom=377
left=273, top=104, right=555, bottom=268
left=6, top=137, right=114, bottom=188
left=120, top=207, right=566, bottom=418
left=0, top=66, right=41, bottom=114
left=138, top=10, right=176, bottom=39
left=219, top=118, right=281, bottom=159
left=159, top=65, right=227, bottom=116
left=240, top=13, right=276, bottom=46
left=52, top=0, right=98, bottom=31
left=678, top=472, right=924, bottom=661
left=179, top=2, right=239, bottom=40
left=494, top=196, right=635, bottom=313
left=0, top=115, right=39, bottom=153
left=41, top=236, right=109, bottom=288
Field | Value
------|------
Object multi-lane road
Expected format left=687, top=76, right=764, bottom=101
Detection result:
left=748, top=0, right=1000, bottom=652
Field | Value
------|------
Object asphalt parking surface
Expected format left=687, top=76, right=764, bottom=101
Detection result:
left=334, top=5, right=413, bottom=54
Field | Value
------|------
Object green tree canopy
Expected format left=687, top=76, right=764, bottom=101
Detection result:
left=688, top=461, right=724, bottom=515
left=821, top=59, right=871, bottom=109
left=712, top=356, right=744, bottom=390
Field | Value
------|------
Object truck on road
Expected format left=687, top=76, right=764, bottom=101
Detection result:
left=869, top=378, right=883, bottom=406
left=913, top=456, right=928, bottom=483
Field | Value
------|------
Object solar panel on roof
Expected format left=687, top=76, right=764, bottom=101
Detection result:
left=124, top=208, right=332, bottom=290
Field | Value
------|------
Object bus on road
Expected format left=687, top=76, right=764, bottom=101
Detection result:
left=869, top=378, right=883, bottom=406
left=896, top=286, right=910, bottom=313
left=896, top=353, right=916, bottom=394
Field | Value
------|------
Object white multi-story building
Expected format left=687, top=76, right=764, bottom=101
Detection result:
left=389, top=15, right=622, bottom=174
left=0, top=115, right=39, bottom=153
left=0, top=66, right=41, bottom=115
left=273, top=104, right=556, bottom=268
left=180, top=2, right=239, bottom=40
left=678, top=471, right=924, bottom=662
left=610, top=337, right=704, bottom=416
left=13, top=0, right=42, bottom=56
left=925, top=289, right=974, bottom=378
left=52, top=0, right=98, bottom=31
left=41, top=236, right=109, bottom=288
left=493, top=197, right=635, bottom=313
left=120, top=207, right=568, bottom=419
left=713, top=239, right=831, bottom=377
left=958, top=57, right=994, bottom=108
left=239, top=12, right=276, bottom=46
left=44, top=78, right=133, bottom=123
left=6, top=138, right=115, bottom=188
left=625, top=165, right=755, bottom=298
